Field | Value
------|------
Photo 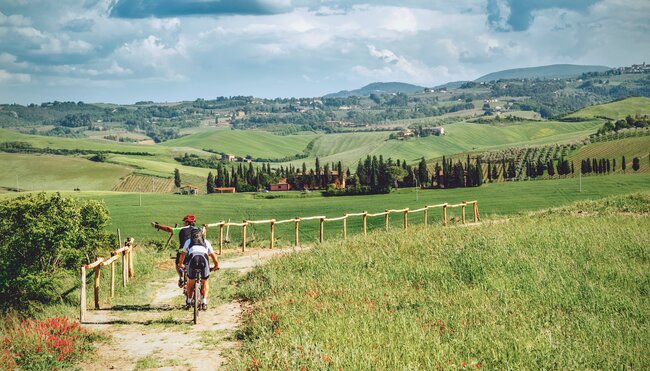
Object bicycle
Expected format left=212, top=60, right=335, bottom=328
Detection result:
left=188, top=265, right=217, bottom=325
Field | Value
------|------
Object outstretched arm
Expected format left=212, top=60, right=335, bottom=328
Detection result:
left=151, top=222, right=174, bottom=234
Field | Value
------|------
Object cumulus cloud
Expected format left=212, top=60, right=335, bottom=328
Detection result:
left=362, top=45, right=437, bottom=83
left=0, top=0, right=648, bottom=103
left=487, top=0, right=602, bottom=31
left=0, top=69, right=31, bottom=83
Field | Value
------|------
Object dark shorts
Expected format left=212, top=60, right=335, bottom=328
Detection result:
left=187, top=253, right=210, bottom=280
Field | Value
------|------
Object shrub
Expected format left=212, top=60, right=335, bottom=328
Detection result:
left=0, top=193, right=112, bottom=313
left=1, top=316, right=103, bottom=370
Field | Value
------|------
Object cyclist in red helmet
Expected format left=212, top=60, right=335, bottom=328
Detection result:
left=175, top=214, right=197, bottom=287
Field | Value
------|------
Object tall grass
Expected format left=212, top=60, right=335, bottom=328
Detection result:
left=232, top=193, right=650, bottom=369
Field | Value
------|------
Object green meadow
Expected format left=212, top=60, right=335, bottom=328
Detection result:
left=569, top=136, right=650, bottom=171
left=232, top=192, right=650, bottom=369
left=565, top=96, right=650, bottom=119
left=0, top=153, right=131, bottom=191
left=2, top=173, right=640, bottom=246
left=162, top=128, right=318, bottom=159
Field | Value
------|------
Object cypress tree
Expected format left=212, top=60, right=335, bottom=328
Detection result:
left=174, top=168, right=181, bottom=188
left=337, top=161, right=343, bottom=181
left=547, top=160, right=555, bottom=177
left=487, top=161, right=492, bottom=182
left=632, top=157, right=640, bottom=171
left=206, top=172, right=215, bottom=194
left=622, top=156, right=626, bottom=173
left=418, top=157, right=428, bottom=187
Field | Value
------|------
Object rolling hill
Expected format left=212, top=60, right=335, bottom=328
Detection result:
left=324, top=82, right=426, bottom=98
left=564, top=97, right=650, bottom=120
left=475, top=64, right=610, bottom=82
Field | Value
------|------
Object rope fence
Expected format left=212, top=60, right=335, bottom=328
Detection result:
left=80, top=231, right=135, bottom=323
left=201, top=200, right=480, bottom=251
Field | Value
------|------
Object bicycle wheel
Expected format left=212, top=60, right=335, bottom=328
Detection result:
left=193, top=275, right=200, bottom=324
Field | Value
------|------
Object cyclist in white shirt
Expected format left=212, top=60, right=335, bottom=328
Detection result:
left=177, top=227, right=219, bottom=310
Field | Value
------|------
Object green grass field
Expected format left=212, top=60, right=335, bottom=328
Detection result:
left=565, top=97, right=650, bottom=120
left=2, top=173, right=641, bottom=246
left=569, top=136, right=650, bottom=172
left=232, top=193, right=650, bottom=369
left=162, top=128, right=318, bottom=159
left=282, top=120, right=602, bottom=166
left=0, top=153, right=132, bottom=191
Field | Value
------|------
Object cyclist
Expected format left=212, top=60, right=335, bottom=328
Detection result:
left=153, top=214, right=199, bottom=288
left=177, top=227, right=219, bottom=310
left=175, top=214, right=197, bottom=287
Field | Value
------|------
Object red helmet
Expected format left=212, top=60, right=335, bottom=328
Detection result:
left=182, top=214, right=196, bottom=223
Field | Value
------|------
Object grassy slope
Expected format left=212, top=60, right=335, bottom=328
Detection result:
left=565, top=97, right=650, bottom=120
left=233, top=192, right=650, bottom=369
left=285, top=120, right=602, bottom=166
left=161, top=128, right=318, bottom=159
left=1, top=173, right=640, bottom=244
left=0, top=128, right=166, bottom=154
left=569, top=136, right=650, bottom=172
left=0, top=153, right=132, bottom=191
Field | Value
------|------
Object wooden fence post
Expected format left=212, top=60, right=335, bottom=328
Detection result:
left=80, top=266, right=86, bottom=322
left=122, top=250, right=127, bottom=287
left=117, top=228, right=122, bottom=250
left=219, top=223, right=224, bottom=255
left=363, top=211, right=368, bottom=238
left=294, top=218, right=300, bottom=247
left=127, top=238, right=134, bottom=278
left=319, top=218, right=324, bottom=243
left=342, top=215, right=347, bottom=240
left=461, top=202, right=466, bottom=224
left=473, top=202, right=478, bottom=223
left=94, top=265, right=101, bottom=310
left=270, top=220, right=275, bottom=249
left=424, top=207, right=428, bottom=226
left=403, top=208, right=409, bottom=230
left=110, top=254, right=115, bottom=298
left=242, top=221, right=247, bottom=252
left=443, top=204, right=448, bottom=226
left=385, top=209, right=389, bottom=231
left=475, top=201, right=481, bottom=222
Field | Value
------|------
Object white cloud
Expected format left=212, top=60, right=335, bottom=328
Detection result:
left=0, top=69, right=31, bottom=83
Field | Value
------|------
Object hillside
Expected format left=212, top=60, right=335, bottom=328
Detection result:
left=232, top=192, right=650, bottom=369
left=324, top=82, right=425, bottom=98
left=564, top=97, right=650, bottom=120
left=475, top=64, right=610, bottom=82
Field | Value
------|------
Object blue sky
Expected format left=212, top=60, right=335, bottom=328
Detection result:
left=0, top=0, right=648, bottom=104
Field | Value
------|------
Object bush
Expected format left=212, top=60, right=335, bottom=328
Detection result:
left=1, top=316, right=103, bottom=369
left=0, top=193, right=112, bottom=313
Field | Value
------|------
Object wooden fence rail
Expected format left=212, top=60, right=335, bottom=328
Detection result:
left=80, top=234, right=135, bottom=323
left=201, top=200, right=480, bottom=251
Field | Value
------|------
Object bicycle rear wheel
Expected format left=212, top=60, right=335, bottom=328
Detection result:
left=193, top=276, right=200, bottom=324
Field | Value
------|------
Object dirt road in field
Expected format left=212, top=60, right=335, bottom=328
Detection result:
left=81, top=247, right=306, bottom=370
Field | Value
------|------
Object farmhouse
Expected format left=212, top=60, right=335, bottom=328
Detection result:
left=222, top=154, right=236, bottom=162
left=269, top=178, right=291, bottom=191
left=180, top=184, right=200, bottom=195
left=215, top=187, right=236, bottom=193
left=422, top=127, right=445, bottom=136
left=398, top=129, right=415, bottom=137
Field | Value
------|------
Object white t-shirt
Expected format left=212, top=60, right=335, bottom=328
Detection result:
left=182, top=239, right=214, bottom=256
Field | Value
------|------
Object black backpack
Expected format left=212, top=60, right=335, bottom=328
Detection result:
left=189, top=227, right=206, bottom=247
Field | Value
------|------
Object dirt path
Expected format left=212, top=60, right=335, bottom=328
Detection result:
left=81, top=247, right=306, bottom=370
